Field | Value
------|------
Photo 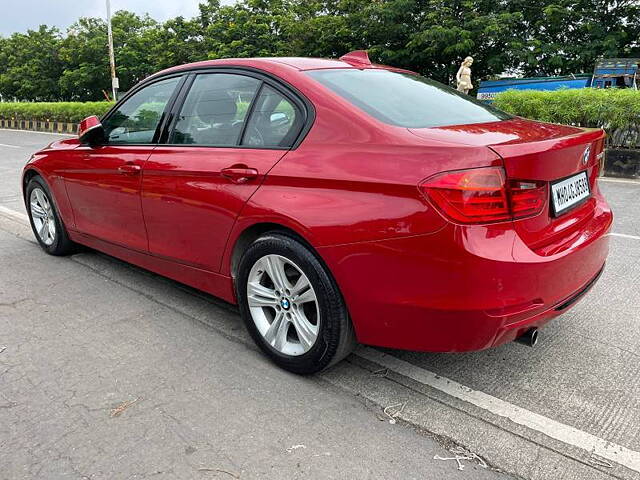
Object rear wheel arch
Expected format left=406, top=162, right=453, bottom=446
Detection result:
left=229, top=222, right=348, bottom=300
left=229, top=222, right=316, bottom=281
left=229, top=219, right=359, bottom=330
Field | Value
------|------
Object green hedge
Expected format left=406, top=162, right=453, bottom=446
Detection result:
left=493, top=88, right=640, bottom=130
left=0, top=102, right=113, bottom=123
left=493, top=88, right=640, bottom=148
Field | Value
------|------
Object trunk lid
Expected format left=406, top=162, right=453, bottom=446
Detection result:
left=409, top=118, right=606, bottom=254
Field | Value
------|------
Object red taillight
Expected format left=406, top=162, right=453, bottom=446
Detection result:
left=419, top=167, right=547, bottom=224
left=509, top=180, right=547, bottom=217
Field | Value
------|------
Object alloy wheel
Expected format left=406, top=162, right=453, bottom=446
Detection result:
left=29, top=188, right=56, bottom=246
left=247, top=254, right=320, bottom=356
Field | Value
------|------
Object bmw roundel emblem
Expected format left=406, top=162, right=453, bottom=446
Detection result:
left=582, top=146, right=591, bottom=165
left=281, top=298, right=291, bottom=310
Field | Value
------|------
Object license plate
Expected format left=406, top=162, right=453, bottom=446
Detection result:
left=550, top=171, right=590, bottom=216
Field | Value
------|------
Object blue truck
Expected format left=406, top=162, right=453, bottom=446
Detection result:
left=477, top=58, right=640, bottom=102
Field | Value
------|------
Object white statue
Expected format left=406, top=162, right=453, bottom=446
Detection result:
left=456, top=56, right=474, bottom=94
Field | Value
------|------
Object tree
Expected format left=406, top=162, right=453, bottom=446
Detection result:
left=59, top=12, right=161, bottom=100
left=108, top=12, right=162, bottom=89
left=198, top=0, right=296, bottom=58
left=58, top=17, right=110, bottom=101
left=503, top=0, right=640, bottom=76
left=0, top=26, right=64, bottom=101
left=1, top=0, right=639, bottom=101
left=144, top=17, right=205, bottom=70
left=284, top=0, right=522, bottom=84
left=402, top=0, right=523, bottom=83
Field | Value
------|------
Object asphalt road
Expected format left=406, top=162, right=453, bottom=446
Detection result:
left=1, top=128, right=639, bottom=480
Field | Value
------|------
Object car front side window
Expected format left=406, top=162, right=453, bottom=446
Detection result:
left=169, top=73, right=261, bottom=146
left=103, top=76, right=181, bottom=145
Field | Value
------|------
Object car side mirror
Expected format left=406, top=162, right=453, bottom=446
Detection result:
left=78, top=116, right=105, bottom=145
left=270, top=112, right=290, bottom=127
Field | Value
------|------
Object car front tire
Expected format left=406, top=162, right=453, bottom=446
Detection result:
left=237, top=232, right=356, bottom=374
left=26, top=176, right=76, bottom=256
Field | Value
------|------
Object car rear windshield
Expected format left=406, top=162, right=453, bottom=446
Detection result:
left=306, top=69, right=511, bottom=128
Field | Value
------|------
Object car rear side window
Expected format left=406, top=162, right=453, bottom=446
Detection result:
left=306, top=69, right=510, bottom=128
left=169, top=73, right=260, bottom=146
left=241, top=85, right=303, bottom=148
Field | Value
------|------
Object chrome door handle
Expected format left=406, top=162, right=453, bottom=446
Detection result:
left=117, top=164, right=141, bottom=175
left=221, top=166, right=259, bottom=184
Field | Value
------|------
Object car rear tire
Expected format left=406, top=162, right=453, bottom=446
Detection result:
left=237, top=232, right=356, bottom=374
left=26, top=176, right=76, bottom=256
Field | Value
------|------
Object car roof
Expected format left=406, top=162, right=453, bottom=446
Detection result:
left=153, top=56, right=416, bottom=78
left=262, top=57, right=356, bottom=70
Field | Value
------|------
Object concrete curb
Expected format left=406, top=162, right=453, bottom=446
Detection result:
left=329, top=354, right=635, bottom=480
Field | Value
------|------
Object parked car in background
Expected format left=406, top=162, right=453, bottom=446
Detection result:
left=22, top=51, right=612, bottom=373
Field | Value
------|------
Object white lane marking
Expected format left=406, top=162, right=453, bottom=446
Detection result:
left=0, top=205, right=29, bottom=223
left=610, top=232, right=640, bottom=241
left=0, top=128, right=74, bottom=137
left=0, top=143, right=20, bottom=148
left=599, top=177, right=640, bottom=186
left=357, top=347, right=640, bottom=473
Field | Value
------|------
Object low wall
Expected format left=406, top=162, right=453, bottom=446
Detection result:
left=0, top=118, right=76, bottom=134
left=605, top=149, right=640, bottom=179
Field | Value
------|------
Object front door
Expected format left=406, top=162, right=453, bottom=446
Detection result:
left=141, top=72, right=305, bottom=271
left=64, top=76, right=182, bottom=251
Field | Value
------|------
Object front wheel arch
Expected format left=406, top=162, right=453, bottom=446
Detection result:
left=22, top=168, right=41, bottom=201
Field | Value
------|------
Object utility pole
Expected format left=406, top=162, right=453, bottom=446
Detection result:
left=106, top=0, right=119, bottom=101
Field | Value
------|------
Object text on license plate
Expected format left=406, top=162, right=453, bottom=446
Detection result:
left=550, top=171, right=590, bottom=216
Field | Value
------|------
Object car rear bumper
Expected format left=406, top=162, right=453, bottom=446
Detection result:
left=318, top=196, right=612, bottom=352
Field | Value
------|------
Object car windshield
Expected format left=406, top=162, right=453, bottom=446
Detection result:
left=306, top=68, right=511, bottom=128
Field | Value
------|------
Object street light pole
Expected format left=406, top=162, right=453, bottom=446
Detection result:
left=106, top=0, right=118, bottom=101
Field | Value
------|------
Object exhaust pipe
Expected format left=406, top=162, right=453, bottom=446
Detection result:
left=515, top=328, right=538, bottom=347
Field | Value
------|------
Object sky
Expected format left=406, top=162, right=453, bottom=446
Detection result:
left=0, top=0, right=234, bottom=36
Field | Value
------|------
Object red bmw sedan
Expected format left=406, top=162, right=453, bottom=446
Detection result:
left=22, top=51, right=612, bottom=373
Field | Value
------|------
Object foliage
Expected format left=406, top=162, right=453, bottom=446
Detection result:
left=494, top=88, right=640, bottom=148
left=58, top=13, right=161, bottom=101
left=493, top=88, right=640, bottom=130
left=0, top=26, right=64, bottom=101
left=199, top=0, right=296, bottom=58
left=0, top=102, right=113, bottom=123
left=502, top=0, right=640, bottom=76
left=0, top=0, right=639, bottom=101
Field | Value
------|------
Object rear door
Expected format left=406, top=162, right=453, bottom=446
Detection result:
left=64, top=76, right=183, bottom=251
left=141, top=71, right=307, bottom=272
